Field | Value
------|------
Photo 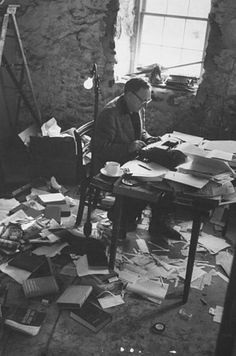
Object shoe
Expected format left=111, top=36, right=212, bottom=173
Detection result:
left=149, top=221, right=182, bottom=241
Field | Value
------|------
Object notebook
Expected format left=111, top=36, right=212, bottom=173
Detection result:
left=8, top=252, right=47, bottom=274
left=70, top=301, right=112, bottom=333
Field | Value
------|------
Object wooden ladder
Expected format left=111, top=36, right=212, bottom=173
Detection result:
left=0, top=4, right=41, bottom=128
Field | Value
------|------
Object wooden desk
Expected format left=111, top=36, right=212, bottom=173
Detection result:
left=91, top=174, right=220, bottom=303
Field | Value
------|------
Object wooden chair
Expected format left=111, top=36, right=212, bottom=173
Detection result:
left=73, top=120, right=94, bottom=227
left=74, top=120, right=117, bottom=237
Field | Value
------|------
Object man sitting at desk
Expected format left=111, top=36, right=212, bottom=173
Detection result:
left=93, top=77, right=181, bottom=243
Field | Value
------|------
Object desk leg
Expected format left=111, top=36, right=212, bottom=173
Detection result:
left=109, top=196, right=125, bottom=270
left=183, top=209, right=202, bottom=303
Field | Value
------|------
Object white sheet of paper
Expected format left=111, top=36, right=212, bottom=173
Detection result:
left=98, top=295, right=125, bottom=309
left=164, top=171, right=209, bottom=188
left=127, top=278, right=169, bottom=300
left=38, top=193, right=65, bottom=204
left=213, top=306, right=224, bottom=323
left=202, top=140, right=236, bottom=154
left=198, top=233, right=230, bottom=254
left=172, top=131, right=204, bottom=145
left=179, top=266, right=206, bottom=282
left=215, top=251, right=233, bottom=276
left=121, top=159, right=168, bottom=180
left=117, top=269, right=140, bottom=284
left=0, top=210, right=30, bottom=225
left=0, top=262, right=31, bottom=284
left=207, top=149, right=233, bottom=161
left=136, top=239, right=149, bottom=253
left=74, top=255, right=109, bottom=276
left=178, top=155, right=235, bottom=177
left=32, top=242, right=68, bottom=257
left=0, top=198, right=20, bottom=221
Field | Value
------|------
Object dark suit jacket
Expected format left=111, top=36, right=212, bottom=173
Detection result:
left=93, top=94, right=151, bottom=174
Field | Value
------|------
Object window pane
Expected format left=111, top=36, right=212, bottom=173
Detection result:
left=138, top=44, right=163, bottom=66
left=183, top=20, right=207, bottom=50
left=167, top=0, right=189, bottom=16
left=145, top=0, right=168, bottom=14
left=141, top=16, right=164, bottom=44
left=188, top=0, right=211, bottom=18
left=163, top=18, right=185, bottom=47
left=181, top=48, right=203, bottom=64
left=170, top=63, right=201, bottom=76
left=138, top=43, right=183, bottom=68
left=161, top=47, right=182, bottom=67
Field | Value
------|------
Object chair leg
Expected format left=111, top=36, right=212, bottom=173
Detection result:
left=75, top=178, right=89, bottom=226
left=83, top=185, right=94, bottom=237
left=92, top=188, right=101, bottom=209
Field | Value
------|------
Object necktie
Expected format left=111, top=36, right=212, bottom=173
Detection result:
left=130, top=112, right=140, bottom=140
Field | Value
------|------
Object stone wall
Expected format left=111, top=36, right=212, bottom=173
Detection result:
left=4, top=0, right=236, bottom=140
left=196, top=0, right=236, bottom=139
left=15, top=0, right=119, bottom=131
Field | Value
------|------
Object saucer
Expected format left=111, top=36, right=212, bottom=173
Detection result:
left=100, top=168, right=123, bottom=177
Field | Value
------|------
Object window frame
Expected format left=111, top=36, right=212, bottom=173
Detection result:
left=130, top=0, right=210, bottom=78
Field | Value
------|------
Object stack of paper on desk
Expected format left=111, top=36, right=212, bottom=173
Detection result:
left=177, top=155, right=235, bottom=178
left=178, top=142, right=234, bottom=162
left=171, top=131, right=205, bottom=145
left=121, top=160, right=168, bottom=181
left=164, top=171, right=209, bottom=189
left=201, top=140, right=236, bottom=153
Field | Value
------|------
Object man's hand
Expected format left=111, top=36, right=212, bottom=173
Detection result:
left=145, top=136, right=161, bottom=144
left=128, top=140, right=146, bottom=153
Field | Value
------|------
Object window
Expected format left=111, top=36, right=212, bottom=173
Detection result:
left=133, top=0, right=211, bottom=77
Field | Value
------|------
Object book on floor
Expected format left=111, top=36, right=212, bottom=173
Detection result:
left=70, top=301, right=112, bottom=333
left=56, top=284, right=93, bottom=309
left=38, top=193, right=66, bottom=205
left=22, top=275, right=59, bottom=298
left=8, top=252, right=47, bottom=274
left=4, top=306, right=46, bottom=336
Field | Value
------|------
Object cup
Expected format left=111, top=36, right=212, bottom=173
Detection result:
left=104, top=161, right=120, bottom=176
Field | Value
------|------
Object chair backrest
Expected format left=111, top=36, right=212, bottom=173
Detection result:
left=74, top=120, right=94, bottom=183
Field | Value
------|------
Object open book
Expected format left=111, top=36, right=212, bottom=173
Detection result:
left=4, top=307, right=46, bottom=336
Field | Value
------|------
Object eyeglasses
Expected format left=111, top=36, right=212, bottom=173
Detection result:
left=131, top=91, right=152, bottom=106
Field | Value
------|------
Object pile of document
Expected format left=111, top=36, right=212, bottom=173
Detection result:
left=122, top=131, right=236, bottom=200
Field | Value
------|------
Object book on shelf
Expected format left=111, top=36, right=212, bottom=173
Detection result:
left=56, top=284, right=93, bottom=309
left=22, top=275, right=59, bottom=298
left=4, top=306, right=46, bottom=336
left=70, top=301, right=112, bottom=333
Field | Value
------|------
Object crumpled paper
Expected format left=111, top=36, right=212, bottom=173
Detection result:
left=41, top=117, right=61, bottom=137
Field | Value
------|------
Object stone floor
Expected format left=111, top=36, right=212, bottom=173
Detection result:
left=0, top=196, right=235, bottom=356
left=0, top=141, right=235, bottom=356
